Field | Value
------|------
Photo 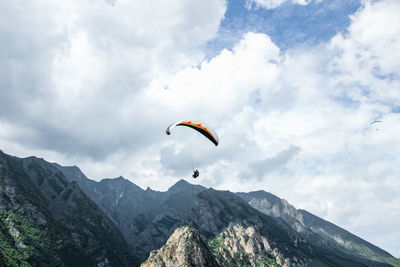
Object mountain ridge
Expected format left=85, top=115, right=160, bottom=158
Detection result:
left=236, top=190, right=394, bottom=263
left=0, top=150, right=138, bottom=266
left=56, top=161, right=399, bottom=266
left=2, top=149, right=399, bottom=266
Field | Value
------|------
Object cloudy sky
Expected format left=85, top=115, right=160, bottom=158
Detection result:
left=1, top=0, right=399, bottom=257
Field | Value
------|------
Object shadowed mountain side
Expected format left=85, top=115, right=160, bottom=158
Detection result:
left=0, top=151, right=138, bottom=266
left=55, top=163, right=206, bottom=261
left=141, top=226, right=219, bottom=267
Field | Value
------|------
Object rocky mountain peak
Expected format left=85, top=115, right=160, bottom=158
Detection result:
left=53, top=163, right=88, bottom=183
left=168, top=179, right=205, bottom=193
left=99, top=176, right=143, bottom=193
left=239, top=190, right=280, bottom=202
left=101, top=175, right=127, bottom=183
left=141, top=226, right=219, bottom=267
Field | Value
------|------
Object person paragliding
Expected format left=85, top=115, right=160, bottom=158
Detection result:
left=370, top=120, right=382, bottom=131
left=166, top=120, right=219, bottom=179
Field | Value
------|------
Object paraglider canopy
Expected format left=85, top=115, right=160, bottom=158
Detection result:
left=166, top=120, right=219, bottom=146
left=370, top=120, right=382, bottom=125
left=370, top=120, right=382, bottom=131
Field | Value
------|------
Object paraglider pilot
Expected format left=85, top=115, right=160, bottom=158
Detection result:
left=166, top=119, right=218, bottom=180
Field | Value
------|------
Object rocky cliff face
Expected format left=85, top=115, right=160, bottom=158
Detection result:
left=236, top=191, right=307, bottom=233
left=209, top=223, right=310, bottom=267
left=141, top=226, right=219, bottom=267
left=237, top=191, right=398, bottom=266
left=0, top=151, right=138, bottom=266
left=182, top=189, right=320, bottom=266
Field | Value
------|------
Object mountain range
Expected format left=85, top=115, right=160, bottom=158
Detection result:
left=0, top=149, right=399, bottom=266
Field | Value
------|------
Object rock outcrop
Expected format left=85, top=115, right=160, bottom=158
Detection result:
left=141, top=226, right=219, bottom=267
left=209, top=224, right=309, bottom=267
left=237, top=190, right=397, bottom=266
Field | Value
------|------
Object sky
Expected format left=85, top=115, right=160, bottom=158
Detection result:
left=1, top=0, right=399, bottom=257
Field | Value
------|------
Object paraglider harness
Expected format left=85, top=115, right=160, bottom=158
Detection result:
left=192, top=169, right=199, bottom=179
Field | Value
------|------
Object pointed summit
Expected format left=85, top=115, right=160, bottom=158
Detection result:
left=99, top=176, right=144, bottom=193
left=141, top=226, right=219, bottom=267
left=53, top=163, right=90, bottom=184
left=169, top=178, right=191, bottom=189
left=168, top=179, right=205, bottom=193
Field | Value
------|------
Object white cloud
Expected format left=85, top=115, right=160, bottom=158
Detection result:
left=0, top=0, right=227, bottom=159
left=143, top=33, right=280, bottom=121
left=326, top=1, right=400, bottom=109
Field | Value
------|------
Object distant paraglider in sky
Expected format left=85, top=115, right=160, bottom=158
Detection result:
left=166, top=120, right=219, bottom=179
left=370, top=120, right=382, bottom=131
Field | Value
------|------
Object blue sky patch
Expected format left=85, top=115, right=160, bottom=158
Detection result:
left=391, top=106, right=400, bottom=113
left=205, top=0, right=361, bottom=57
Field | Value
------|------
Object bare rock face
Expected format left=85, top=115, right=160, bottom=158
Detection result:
left=141, top=226, right=219, bottom=267
left=209, top=224, right=310, bottom=267
left=236, top=191, right=398, bottom=266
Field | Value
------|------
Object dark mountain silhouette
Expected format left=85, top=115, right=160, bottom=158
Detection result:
left=0, top=150, right=138, bottom=266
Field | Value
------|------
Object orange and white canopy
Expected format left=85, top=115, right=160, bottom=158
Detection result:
left=166, top=120, right=219, bottom=146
